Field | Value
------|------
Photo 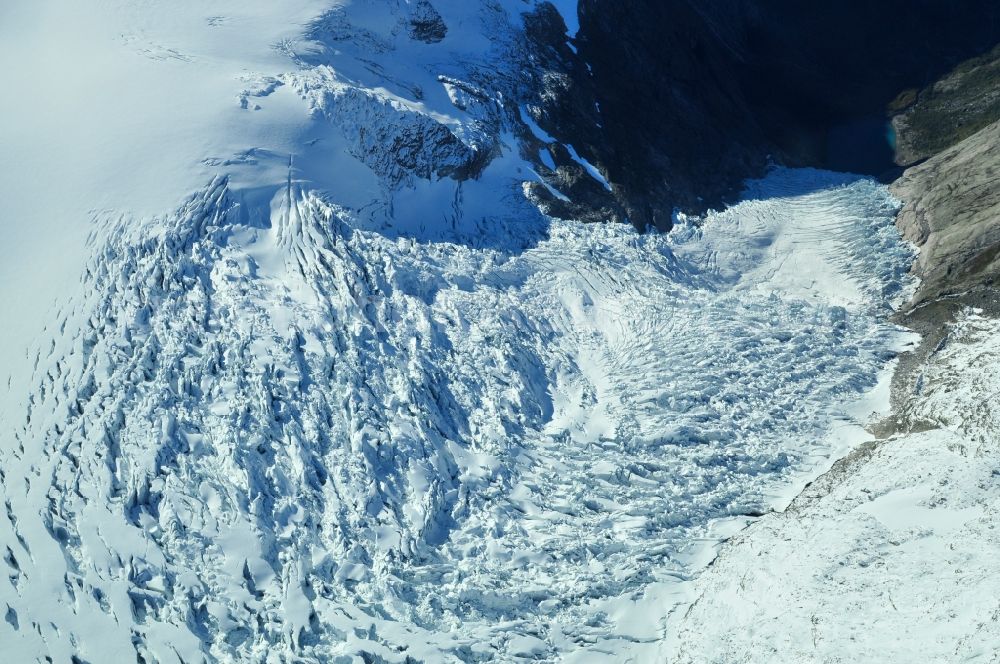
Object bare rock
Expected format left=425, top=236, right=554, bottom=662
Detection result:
left=408, top=0, right=447, bottom=43
left=892, top=45, right=1000, bottom=167
left=892, top=119, right=1000, bottom=305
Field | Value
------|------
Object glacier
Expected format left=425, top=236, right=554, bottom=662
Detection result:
left=0, top=1, right=918, bottom=662
left=0, top=170, right=916, bottom=662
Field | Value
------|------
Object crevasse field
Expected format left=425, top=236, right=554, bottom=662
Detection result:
left=0, top=1, right=917, bottom=662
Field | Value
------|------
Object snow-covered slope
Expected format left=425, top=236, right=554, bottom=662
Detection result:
left=666, top=309, right=1000, bottom=663
left=0, top=2, right=917, bottom=662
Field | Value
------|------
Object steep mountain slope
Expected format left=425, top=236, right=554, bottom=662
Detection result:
left=665, top=44, right=1000, bottom=664
left=0, top=1, right=970, bottom=662
left=893, top=121, right=1000, bottom=306
left=891, top=45, right=1000, bottom=167
left=531, top=0, right=1000, bottom=228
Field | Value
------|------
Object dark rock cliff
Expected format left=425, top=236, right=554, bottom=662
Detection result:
left=527, top=0, right=1000, bottom=230
left=891, top=45, right=1000, bottom=167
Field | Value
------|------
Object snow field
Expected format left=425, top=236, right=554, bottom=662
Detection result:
left=0, top=1, right=918, bottom=661
left=0, top=167, right=915, bottom=662
left=666, top=310, right=1000, bottom=663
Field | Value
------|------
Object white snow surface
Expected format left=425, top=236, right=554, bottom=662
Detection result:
left=0, top=2, right=917, bottom=662
left=666, top=310, right=1000, bottom=663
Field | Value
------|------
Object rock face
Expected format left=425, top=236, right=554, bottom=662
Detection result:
left=530, top=0, right=1000, bottom=229
left=408, top=0, right=448, bottom=43
left=554, top=1, right=767, bottom=230
left=882, top=45, right=1000, bottom=413
left=892, top=46, right=1000, bottom=167
left=885, top=118, right=1000, bottom=441
left=893, top=120, right=1000, bottom=306
left=663, top=36, right=1000, bottom=664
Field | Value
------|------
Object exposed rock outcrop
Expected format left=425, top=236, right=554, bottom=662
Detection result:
left=883, top=48, right=1000, bottom=426
left=892, top=45, right=1000, bottom=167
left=407, top=0, right=448, bottom=43
left=893, top=120, right=1000, bottom=306
left=530, top=0, right=1000, bottom=230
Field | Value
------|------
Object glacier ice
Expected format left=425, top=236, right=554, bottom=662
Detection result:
left=0, top=1, right=917, bottom=661
left=0, top=167, right=915, bottom=662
